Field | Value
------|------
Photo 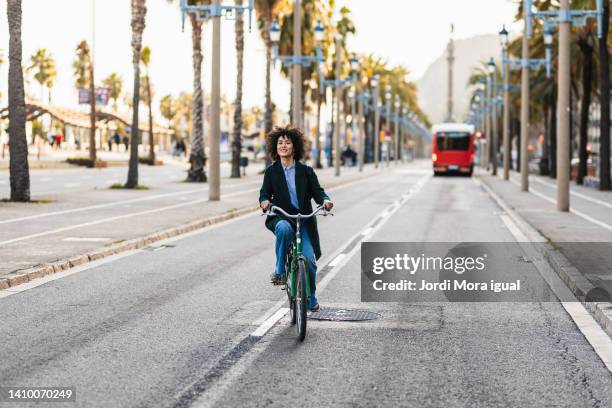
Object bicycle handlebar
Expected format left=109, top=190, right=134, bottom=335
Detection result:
left=261, top=204, right=332, bottom=219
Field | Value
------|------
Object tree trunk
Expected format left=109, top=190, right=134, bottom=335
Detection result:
left=7, top=0, right=30, bottom=202
left=89, top=54, right=97, bottom=162
left=263, top=21, right=273, bottom=169
left=550, top=96, right=557, bottom=179
left=599, top=2, right=611, bottom=190
left=231, top=0, right=244, bottom=179
left=542, top=101, right=550, bottom=175
left=147, top=71, right=155, bottom=163
left=126, top=0, right=146, bottom=188
left=577, top=36, right=593, bottom=184
left=187, top=13, right=207, bottom=182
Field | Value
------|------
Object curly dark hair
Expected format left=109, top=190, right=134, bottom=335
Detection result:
left=266, top=126, right=306, bottom=162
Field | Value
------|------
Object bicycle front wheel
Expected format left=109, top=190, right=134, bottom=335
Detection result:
left=295, top=258, right=308, bottom=341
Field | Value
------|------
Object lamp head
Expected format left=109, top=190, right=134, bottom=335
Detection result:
left=370, top=75, right=379, bottom=87
left=487, top=57, right=496, bottom=74
left=314, top=20, right=325, bottom=42
left=350, top=54, right=359, bottom=70
left=544, top=26, right=554, bottom=47
left=269, top=20, right=281, bottom=43
left=499, top=25, right=509, bottom=48
left=385, top=85, right=392, bottom=101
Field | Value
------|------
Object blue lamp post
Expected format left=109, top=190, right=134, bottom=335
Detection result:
left=525, top=0, right=604, bottom=211
left=180, top=0, right=254, bottom=201
left=371, top=75, right=381, bottom=167
left=384, top=85, right=392, bottom=166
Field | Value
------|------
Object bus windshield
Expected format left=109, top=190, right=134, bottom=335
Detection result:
left=436, top=132, right=471, bottom=151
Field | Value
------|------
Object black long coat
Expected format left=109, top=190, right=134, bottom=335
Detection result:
left=258, top=160, right=330, bottom=260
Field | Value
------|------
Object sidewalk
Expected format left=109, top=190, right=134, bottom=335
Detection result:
left=479, top=171, right=612, bottom=334
left=0, top=161, right=393, bottom=291
left=0, top=149, right=189, bottom=170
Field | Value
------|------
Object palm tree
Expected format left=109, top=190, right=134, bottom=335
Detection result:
left=231, top=0, right=245, bottom=178
left=160, top=94, right=177, bottom=129
left=599, top=1, right=610, bottom=190
left=28, top=49, right=56, bottom=103
left=254, top=0, right=291, bottom=168
left=576, top=31, right=595, bottom=185
left=140, top=46, right=155, bottom=163
left=165, top=0, right=209, bottom=181
left=102, top=73, right=123, bottom=111
left=126, top=0, right=147, bottom=188
left=139, top=75, right=155, bottom=161
left=7, top=0, right=30, bottom=202
left=73, top=40, right=97, bottom=162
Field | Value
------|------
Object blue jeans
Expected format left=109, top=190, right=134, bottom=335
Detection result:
left=274, top=220, right=318, bottom=309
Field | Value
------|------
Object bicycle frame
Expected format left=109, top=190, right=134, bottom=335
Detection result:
left=286, top=218, right=311, bottom=302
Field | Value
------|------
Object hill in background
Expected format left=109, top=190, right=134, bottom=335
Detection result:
left=416, top=34, right=501, bottom=125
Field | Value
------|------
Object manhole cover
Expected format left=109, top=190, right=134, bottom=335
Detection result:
left=309, top=308, right=381, bottom=321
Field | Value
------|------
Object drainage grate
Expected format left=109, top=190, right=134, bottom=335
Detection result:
left=309, top=308, right=381, bottom=321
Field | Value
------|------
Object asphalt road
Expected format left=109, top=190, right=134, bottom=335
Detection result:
left=0, top=165, right=610, bottom=408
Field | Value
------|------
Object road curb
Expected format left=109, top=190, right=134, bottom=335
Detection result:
left=477, top=175, right=612, bottom=337
left=0, top=169, right=379, bottom=292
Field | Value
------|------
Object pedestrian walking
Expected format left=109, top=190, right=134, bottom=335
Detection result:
left=123, top=135, right=129, bottom=152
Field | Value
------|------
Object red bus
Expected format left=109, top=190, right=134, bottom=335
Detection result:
left=431, top=123, right=475, bottom=176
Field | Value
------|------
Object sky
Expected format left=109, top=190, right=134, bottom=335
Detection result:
left=0, top=0, right=520, bottom=120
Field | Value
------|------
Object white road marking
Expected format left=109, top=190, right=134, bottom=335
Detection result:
left=478, top=177, right=612, bottom=373
left=62, top=237, right=111, bottom=242
left=328, top=254, right=346, bottom=267
left=508, top=178, right=612, bottom=233
left=527, top=174, right=612, bottom=210
left=361, top=227, right=373, bottom=236
left=251, top=308, right=290, bottom=337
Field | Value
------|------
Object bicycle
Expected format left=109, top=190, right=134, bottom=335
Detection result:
left=262, top=204, right=332, bottom=341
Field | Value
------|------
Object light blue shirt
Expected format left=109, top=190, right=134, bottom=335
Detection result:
left=282, top=162, right=300, bottom=209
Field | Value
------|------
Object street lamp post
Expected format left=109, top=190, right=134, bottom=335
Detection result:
left=385, top=85, right=392, bottom=166
left=488, top=58, right=498, bottom=176
left=394, top=95, right=400, bottom=165
left=557, top=0, right=571, bottom=211
left=372, top=75, right=380, bottom=168
left=357, top=89, right=368, bottom=171
left=524, top=0, right=603, bottom=210
left=334, top=35, right=343, bottom=176
left=401, top=106, right=407, bottom=163
left=292, top=0, right=302, bottom=129
left=498, top=21, right=551, bottom=191
left=520, top=3, right=530, bottom=191
left=350, top=55, right=359, bottom=152
left=499, top=26, right=511, bottom=180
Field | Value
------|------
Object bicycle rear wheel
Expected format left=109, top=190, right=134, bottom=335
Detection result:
left=296, top=258, right=308, bottom=341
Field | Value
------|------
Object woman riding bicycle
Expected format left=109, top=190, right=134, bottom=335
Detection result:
left=259, top=126, right=333, bottom=312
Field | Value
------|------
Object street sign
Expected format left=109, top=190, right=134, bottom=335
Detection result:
left=78, top=87, right=110, bottom=106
